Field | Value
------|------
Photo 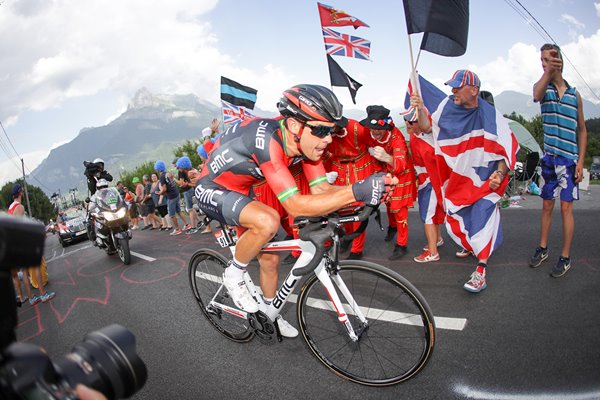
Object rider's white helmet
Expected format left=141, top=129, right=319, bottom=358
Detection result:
left=93, top=158, right=104, bottom=165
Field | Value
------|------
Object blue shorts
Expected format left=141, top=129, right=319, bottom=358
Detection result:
left=539, top=153, right=579, bottom=202
left=167, top=196, right=181, bottom=217
left=183, top=189, right=194, bottom=211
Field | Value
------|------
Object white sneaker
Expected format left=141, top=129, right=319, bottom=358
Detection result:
left=222, top=269, right=259, bottom=313
left=276, top=315, right=299, bottom=338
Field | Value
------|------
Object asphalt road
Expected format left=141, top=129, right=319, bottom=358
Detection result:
left=14, top=188, right=600, bottom=400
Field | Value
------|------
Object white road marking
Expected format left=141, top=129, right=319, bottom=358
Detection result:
left=131, top=251, right=156, bottom=262
left=47, top=244, right=92, bottom=263
left=195, top=271, right=467, bottom=331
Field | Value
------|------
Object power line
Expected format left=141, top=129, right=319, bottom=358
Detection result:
left=506, top=0, right=600, bottom=102
left=0, top=122, right=24, bottom=173
left=0, top=120, right=53, bottom=192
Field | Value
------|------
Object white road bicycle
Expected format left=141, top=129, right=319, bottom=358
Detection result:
left=188, top=205, right=436, bottom=386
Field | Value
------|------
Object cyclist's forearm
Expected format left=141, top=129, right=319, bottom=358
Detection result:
left=282, top=186, right=355, bottom=218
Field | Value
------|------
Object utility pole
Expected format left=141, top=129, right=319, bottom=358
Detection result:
left=20, top=158, right=32, bottom=217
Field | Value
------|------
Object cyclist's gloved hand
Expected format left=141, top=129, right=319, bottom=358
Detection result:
left=351, top=173, right=395, bottom=206
left=325, top=171, right=338, bottom=184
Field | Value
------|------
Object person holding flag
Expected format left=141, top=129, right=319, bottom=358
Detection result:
left=411, top=70, right=518, bottom=293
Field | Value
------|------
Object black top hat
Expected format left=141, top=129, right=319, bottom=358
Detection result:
left=359, top=105, right=394, bottom=130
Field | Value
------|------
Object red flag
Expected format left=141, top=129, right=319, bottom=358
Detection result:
left=318, top=2, right=369, bottom=29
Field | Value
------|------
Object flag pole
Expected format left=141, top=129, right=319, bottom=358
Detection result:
left=407, top=34, right=419, bottom=96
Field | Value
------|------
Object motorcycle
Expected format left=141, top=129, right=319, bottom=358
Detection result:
left=86, top=186, right=132, bottom=265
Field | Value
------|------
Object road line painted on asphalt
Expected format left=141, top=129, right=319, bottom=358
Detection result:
left=131, top=251, right=156, bottom=262
left=453, top=384, right=600, bottom=400
left=47, top=244, right=92, bottom=263
left=195, top=270, right=467, bottom=331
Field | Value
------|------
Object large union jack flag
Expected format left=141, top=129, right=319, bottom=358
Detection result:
left=221, top=99, right=255, bottom=126
left=432, top=96, right=519, bottom=260
left=322, top=28, right=371, bottom=60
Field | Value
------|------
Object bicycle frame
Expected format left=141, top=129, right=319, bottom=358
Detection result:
left=207, top=224, right=368, bottom=342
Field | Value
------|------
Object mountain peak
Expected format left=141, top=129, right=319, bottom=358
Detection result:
left=128, top=87, right=159, bottom=110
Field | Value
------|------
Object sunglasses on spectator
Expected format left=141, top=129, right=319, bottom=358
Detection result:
left=304, top=122, right=335, bottom=138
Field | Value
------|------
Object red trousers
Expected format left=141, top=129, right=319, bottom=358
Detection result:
left=387, top=206, right=409, bottom=246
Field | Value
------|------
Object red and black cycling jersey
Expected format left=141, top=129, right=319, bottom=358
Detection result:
left=197, top=117, right=327, bottom=202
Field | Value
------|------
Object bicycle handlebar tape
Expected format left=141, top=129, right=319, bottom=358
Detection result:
left=293, top=222, right=333, bottom=277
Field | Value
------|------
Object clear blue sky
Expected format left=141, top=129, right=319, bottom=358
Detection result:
left=1, top=0, right=598, bottom=185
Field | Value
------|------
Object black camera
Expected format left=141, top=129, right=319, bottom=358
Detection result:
left=0, top=216, right=147, bottom=399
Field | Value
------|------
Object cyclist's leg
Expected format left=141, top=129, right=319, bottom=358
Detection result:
left=257, top=252, right=280, bottom=299
left=195, top=182, right=279, bottom=312
left=235, top=202, right=280, bottom=263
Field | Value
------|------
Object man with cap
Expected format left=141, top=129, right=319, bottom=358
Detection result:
left=321, top=116, right=379, bottom=260
left=404, top=110, right=445, bottom=263
left=411, top=70, right=518, bottom=293
left=360, top=106, right=416, bottom=261
left=8, top=183, right=57, bottom=305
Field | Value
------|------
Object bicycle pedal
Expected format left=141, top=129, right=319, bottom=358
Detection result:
left=249, top=312, right=277, bottom=345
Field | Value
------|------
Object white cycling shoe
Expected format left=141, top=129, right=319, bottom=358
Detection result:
left=276, top=315, right=299, bottom=338
left=222, top=269, right=259, bottom=313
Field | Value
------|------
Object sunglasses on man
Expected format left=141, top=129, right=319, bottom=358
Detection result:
left=304, top=122, right=335, bottom=138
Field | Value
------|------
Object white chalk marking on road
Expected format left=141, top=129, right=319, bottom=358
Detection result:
left=47, top=244, right=92, bottom=263
left=195, top=271, right=467, bottom=331
left=131, top=251, right=156, bottom=262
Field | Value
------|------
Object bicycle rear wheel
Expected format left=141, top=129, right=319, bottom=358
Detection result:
left=188, top=249, right=253, bottom=342
left=297, top=261, right=435, bottom=386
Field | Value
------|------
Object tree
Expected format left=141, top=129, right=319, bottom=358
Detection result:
left=118, top=161, right=157, bottom=191
left=173, top=139, right=204, bottom=169
left=0, top=180, right=56, bottom=223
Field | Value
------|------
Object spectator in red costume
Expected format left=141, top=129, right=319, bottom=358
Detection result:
left=361, top=105, right=416, bottom=260
left=321, top=117, right=379, bottom=260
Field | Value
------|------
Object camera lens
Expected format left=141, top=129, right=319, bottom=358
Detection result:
left=55, top=324, right=147, bottom=399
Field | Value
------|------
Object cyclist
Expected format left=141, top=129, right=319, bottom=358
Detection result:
left=195, top=84, right=393, bottom=337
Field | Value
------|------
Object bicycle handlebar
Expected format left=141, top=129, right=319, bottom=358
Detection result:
left=292, top=205, right=376, bottom=276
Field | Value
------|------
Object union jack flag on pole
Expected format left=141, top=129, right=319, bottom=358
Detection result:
left=322, top=28, right=371, bottom=60
left=221, top=99, right=255, bottom=126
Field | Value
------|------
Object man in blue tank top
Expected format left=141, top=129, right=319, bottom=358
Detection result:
left=530, top=43, right=588, bottom=277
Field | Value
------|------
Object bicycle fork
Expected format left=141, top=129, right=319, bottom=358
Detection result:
left=313, top=264, right=368, bottom=342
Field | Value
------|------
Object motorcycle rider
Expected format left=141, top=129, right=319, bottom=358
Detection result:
left=84, top=158, right=113, bottom=195
left=83, top=159, right=113, bottom=245
left=87, top=179, right=111, bottom=246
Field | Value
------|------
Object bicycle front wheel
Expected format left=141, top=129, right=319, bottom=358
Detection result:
left=188, top=249, right=253, bottom=343
left=297, top=261, right=435, bottom=386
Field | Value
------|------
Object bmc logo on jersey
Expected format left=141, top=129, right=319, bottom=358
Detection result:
left=255, top=121, right=269, bottom=150
left=210, top=149, right=233, bottom=174
left=195, top=184, right=223, bottom=207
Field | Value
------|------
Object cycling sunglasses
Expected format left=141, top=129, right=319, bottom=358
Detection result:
left=304, top=122, right=335, bottom=138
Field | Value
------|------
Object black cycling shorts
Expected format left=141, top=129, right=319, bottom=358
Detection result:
left=194, top=180, right=253, bottom=226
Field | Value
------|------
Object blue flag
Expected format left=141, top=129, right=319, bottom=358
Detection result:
left=220, top=76, right=258, bottom=110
